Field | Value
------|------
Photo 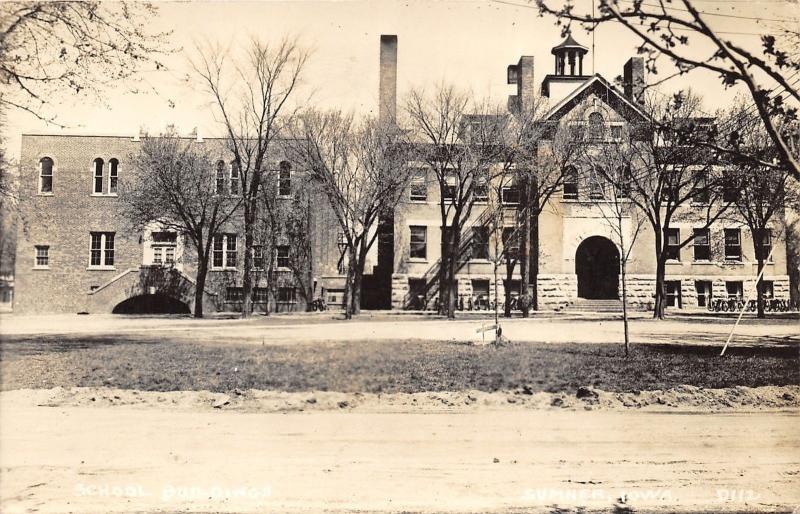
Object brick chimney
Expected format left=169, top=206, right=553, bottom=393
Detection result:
left=507, top=56, right=534, bottom=114
left=379, top=35, right=398, bottom=124
left=623, top=57, right=645, bottom=104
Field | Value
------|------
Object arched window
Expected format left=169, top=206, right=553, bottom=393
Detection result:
left=39, top=157, right=54, bottom=193
left=589, top=167, right=605, bottom=199
left=279, top=161, right=292, bottom=196
left=588, top=112, right=605, bottom=140
left=215, top=160, right=227, bottom=195
left=109, top=158, right=119, bottom=194
left=563, top=165, right=578, bottom=199
left=230, top=161, right=240, bottom=195
left=93, top=158, right=104, bottom=194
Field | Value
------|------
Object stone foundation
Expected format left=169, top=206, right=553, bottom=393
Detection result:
left=391, top=272, right=792, bottom=311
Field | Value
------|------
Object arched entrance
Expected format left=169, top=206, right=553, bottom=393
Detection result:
left=112, top=294, right=191, bottom=315
left=575, top=236, right=620, bottom=299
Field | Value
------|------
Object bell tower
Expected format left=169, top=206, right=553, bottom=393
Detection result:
left=541, top=32, right=592, bottom=105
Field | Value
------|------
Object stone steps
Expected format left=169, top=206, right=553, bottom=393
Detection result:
left=567, top=299, right=624, bottom=312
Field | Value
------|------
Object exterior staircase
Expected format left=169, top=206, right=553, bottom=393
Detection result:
left=566, top=298, right=624, bottom=313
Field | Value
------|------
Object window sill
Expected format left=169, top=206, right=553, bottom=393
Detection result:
left=691, top=260, right=716, bottom=265
left=469, top=258, right=491, bottom=263
left=86, top=266, right=116, bottom=271
left=90, top=193, right=118, bottom=197
left=277, top=194, right=293, bottom=200
left=37, top=192, right=54, bottom=197
left=723, top=259, right=745, bottom=265
left=211, top=267, right=238, bottom=272
left=32, top=266, right=51, bottom=270
left=665, top=260, right=682, bottom=265
left=409, top=198, right=428, bottom=204
left=408, top=257, right=428, bottom=263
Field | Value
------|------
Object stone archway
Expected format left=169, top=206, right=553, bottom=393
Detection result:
left=112, top=294, right=191, bottom=314
left=575, top=236, right=620, bottom=299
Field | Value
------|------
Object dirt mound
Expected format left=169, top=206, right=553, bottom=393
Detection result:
left=19, top=384, right=800, bottom=413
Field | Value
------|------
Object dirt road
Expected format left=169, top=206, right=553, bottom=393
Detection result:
left=2, top=313, right=797, bottom=347
left=1, top=393, right=797, bottom=513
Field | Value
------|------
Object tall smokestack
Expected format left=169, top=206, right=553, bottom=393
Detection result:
left=379, top=35, right=398, bottom=124
left=623, top=57, right=645, bottom=104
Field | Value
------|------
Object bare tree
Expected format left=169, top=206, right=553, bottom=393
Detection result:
left=191, top=36, right=309, bottom=318
left=594, top=91, right=732, bottom=319
left=122, top=131, right=241, bottom=318
left=0, top=1, right=171, bottom=124
left=510, top=107, right=579, bottom=316
left=583, top=142, right=647, bottom=355
left=721, top=103, right=798, bottom=318
left=404, top=85, right=507, bottom=319
left=536, top=0, right=800, bottom=182
left=287, top=111, right=410, bottom=319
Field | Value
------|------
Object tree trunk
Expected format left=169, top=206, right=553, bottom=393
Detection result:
left=503, top=260, right=515, bottom=318
left=241, top=205, right=256, bottom=318
left=343, top=249, right=356, bottom=320
left=438, top=224, right=449, bottom=316
left=756, top=256, right=766, bottom=319
left=530, top=210, right=539, bottom=312
left=653, top=256, right=667, bottom=320
left=352, top=243, right=367, bottom=316
left=194, top=257, right=208, bottom=318
left=519, top=182, right=531, bottom=318
left=447, top=228, right=460, bottom=319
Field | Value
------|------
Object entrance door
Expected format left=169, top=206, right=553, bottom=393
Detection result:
left=575, top=236, right=620, bottom=299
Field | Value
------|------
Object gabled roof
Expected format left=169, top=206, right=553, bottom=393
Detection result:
left=543, top=74, right=650, bottom=124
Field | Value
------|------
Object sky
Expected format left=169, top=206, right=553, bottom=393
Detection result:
left=5, top=0, right=800, bottom=161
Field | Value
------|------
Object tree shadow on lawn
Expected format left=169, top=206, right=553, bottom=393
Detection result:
left=1, top=334, right=797, bottom=394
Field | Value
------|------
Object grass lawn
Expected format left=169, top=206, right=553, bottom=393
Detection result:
left=1, top=334, right=797, bottom=393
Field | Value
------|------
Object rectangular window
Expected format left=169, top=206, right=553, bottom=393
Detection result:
left=588, top=170, right=605, bottom=199
left=723, top=172, right=739, bottom=203
left=253, top=287, right=269, bottom=303
left=691, top=170, right=708, bottom=203
left=279, top=164, right=291, bottom=196
left=277, top=286, right=296, bottom=303
left=471, top=279, right=490, bottom=303
left=502, top=227, right=518, bottom=260
left=216, top=162, right=227, bottom=196
left=726, top=281, right=743, bottom=299
left=610, top=125, right=622, bottom=140
left=409, top=226, right=427, bottom=259
left=276, top=245, right=290, bottom=268
left=563, top=167, right=578, bottom=200
left=409, top=172, right=427, bottom=201
left=213, top=235, right=224, bottom=268
left=253, top=245, right=264, bottom=270
left=661, top=170, right=678, bottom=201
left=443, top=177, right=457, bottom=201
left=471, top=227, right=489, bottom=260
left=761, top=280, right=774, bottom=299
left=501, top=186, right=519, bottom=205
left=617, top=166, right=631, bottom=198
left=35, top=245, right=49, bottom=268
left=666, top=280, right=682, bottom=308
left=693, top=228, right=710, bottom=261
left=695, top=280, right=712, bottom=307
left=225, top=235, right=237, bottom=268
left=473, top=172, right=488, bottom=202
left=153, top=246, right=163, bottom=265
left=666, top=228, right=680, bottom=261
left=724, top=228, right=741, bottom=261
left=755, top=228, right=772, bottom=261
left=165, top=246, right=175, bottom=265
left=89, top=232, right=115, bottom=267
left=225, top=287, right=243, bottom=302
left=109, top=159, right=119, bottom=194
